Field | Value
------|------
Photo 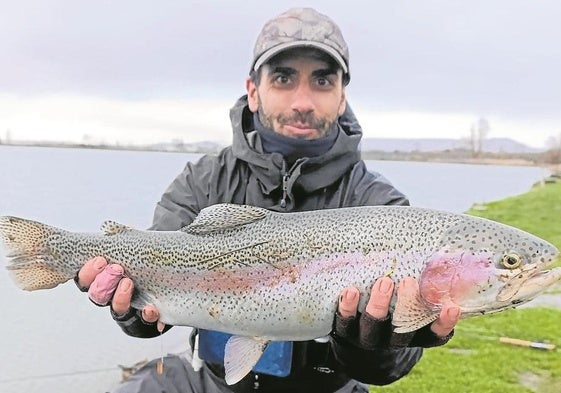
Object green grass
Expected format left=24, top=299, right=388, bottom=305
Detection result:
left=370, top=180, right=561, bottom=393
left=468, top=180, right=561, bottom=268
left=371, top=308, right=561, bottom=393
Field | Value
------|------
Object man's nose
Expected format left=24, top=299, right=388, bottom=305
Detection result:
left=290, top=82, right=314, bottom=114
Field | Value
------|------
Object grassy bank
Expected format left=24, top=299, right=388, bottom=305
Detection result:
left=371, top=180, right=561, bottom=393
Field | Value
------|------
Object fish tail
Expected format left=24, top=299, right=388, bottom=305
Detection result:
left=0, top=216, right=72, bottom=291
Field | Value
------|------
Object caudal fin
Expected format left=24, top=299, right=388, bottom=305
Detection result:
left=0, top=216, right=70, bottom=291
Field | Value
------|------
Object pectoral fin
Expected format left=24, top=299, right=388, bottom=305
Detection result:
left=392, top=291, right=440, bottom=334
left=224, top=336, right=269, bottom=385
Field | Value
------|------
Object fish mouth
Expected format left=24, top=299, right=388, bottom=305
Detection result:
left=497, top=266, right=561, bottom=304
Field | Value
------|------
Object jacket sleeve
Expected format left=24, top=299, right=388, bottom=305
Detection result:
left=111, top=307, right=172, bottom=338
left=348, top=162, right=410, bottom=207
left=150, top=156, right=217, bottom=231
left=113, top=155, right=218, bottom=337
left=329, top=336, right=422, bottom=385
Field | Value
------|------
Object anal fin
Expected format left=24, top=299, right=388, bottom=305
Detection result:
left=224, top=336, right=269, bottom=385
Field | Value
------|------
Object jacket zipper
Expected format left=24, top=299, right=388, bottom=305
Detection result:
left=280, top=173, right=289, bottom=209
left=280, top=160, right=290, bottom=209
left=280, top=159, right=305, bottom=209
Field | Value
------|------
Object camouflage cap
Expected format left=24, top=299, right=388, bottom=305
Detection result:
left=251, top=8, right=350, bottom=78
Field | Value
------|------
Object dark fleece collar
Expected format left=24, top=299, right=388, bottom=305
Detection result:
left=253, top=112, right=339, bottom=166
left=230, top=95, right=362, bottom=194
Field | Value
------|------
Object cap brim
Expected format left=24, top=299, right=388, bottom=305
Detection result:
left=253, top=41, right=348, bottom=74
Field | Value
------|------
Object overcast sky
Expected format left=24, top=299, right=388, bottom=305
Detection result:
left=1, top=0, right=560, bottom=148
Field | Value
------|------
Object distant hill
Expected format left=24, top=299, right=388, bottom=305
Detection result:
left=149, top=137, right=540, bottom=155
left=359, top=137, right=542, bottom=154
left=1, top=137, right=542, bottom=157
left=147, top=140, right=226, bottom=153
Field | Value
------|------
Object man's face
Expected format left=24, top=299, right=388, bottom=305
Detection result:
left=246, top=53, right=346, bottom=140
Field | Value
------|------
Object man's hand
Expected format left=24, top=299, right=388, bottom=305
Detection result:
left=334, top=276, right=460, bottom=349
left=76, top=257, right=163, bottom=330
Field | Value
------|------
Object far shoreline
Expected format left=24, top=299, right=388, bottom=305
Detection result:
left=1, top=141, right=559, bottom=172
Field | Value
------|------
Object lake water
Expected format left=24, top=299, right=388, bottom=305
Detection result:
left=0, top=145, right=548, bottom=393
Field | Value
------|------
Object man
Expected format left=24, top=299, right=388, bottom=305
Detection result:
left=77, top=8, right=460, bottom=393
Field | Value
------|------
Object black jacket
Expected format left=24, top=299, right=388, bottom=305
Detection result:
left=113, top=96, right=422, bottom=391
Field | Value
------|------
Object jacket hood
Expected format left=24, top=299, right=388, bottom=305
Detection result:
left=230, top=95, right=362, bottom=194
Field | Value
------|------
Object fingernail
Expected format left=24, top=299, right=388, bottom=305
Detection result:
left=345, top=289, right=357, bottom=301
left=379, top=278, right=393, bottom=294
left=93, top=257, right=106, bottom=269
left=108, top=264, right=123, bottom=275
left=119, top=279, right=131, bottom=291
left=448, top=306, right=461, bottom=320
left=399, top=276, right=416, bottom=291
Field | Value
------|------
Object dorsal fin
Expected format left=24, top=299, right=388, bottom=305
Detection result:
left=101, top=220, right=133, bottom=235
left=183, top=204, right=269, bottom=235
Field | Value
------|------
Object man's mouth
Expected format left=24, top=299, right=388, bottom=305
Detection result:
left=284, top=122, right=314, bottom=130
left=283, top=124, right=317, bottom=138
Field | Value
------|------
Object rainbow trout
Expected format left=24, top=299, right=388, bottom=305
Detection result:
left=1, top=204, right=560, bottom=384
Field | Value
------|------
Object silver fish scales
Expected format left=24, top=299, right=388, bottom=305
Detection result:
left=1, top=204, right=560, bottom=384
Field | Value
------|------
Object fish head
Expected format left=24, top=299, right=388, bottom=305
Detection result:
left=419, top=216, right=560, bottom=316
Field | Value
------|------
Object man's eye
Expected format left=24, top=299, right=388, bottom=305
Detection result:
left=275, top=75, right=290, bottom=84
left=316, top=77, right=331, bottom=87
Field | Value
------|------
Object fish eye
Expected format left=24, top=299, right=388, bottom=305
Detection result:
left=502, top=253, right=521, bottom=269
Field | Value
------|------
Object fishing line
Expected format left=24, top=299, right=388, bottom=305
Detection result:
left=157, top=323, right=165, bottom=375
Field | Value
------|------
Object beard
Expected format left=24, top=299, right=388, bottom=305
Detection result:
left=257, top=103, right=336, bottom=139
